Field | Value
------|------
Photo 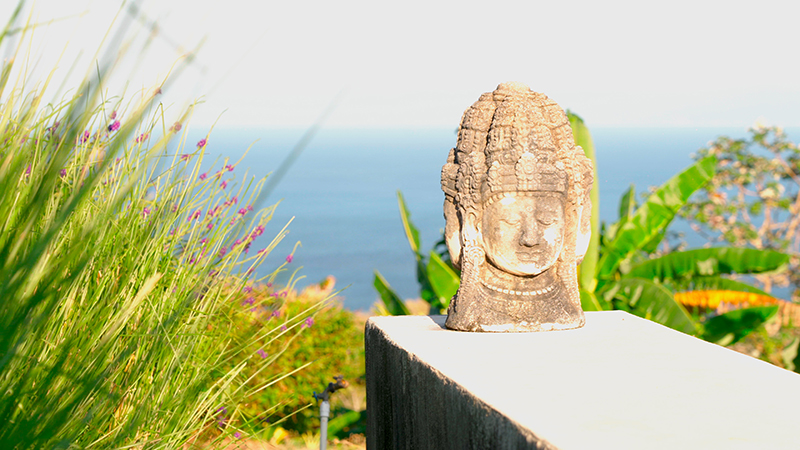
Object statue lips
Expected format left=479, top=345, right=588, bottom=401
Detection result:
left=516, top=251, right=541, bottom=261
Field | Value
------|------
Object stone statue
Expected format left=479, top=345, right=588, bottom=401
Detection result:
left=441, top=82, right=593, bottom=332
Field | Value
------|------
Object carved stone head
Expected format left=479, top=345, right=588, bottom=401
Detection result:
left=441, top=82, right=593, bottom=332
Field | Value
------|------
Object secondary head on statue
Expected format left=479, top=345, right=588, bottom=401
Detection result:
left=440, top=82, right=593, bottom=332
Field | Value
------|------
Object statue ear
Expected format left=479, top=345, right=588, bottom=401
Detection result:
left=443, top=198, right=462, bottom=269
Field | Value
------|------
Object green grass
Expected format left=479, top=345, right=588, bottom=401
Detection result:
left=0, top=4, right=328, bottom=448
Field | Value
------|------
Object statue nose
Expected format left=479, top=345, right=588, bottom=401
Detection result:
left=519, top=217, right=540, bottom=247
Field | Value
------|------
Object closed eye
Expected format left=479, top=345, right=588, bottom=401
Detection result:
left=538, top=214, right=557, bottom=225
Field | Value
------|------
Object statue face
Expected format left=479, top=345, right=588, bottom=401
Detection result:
left=481, top=193, right=565, bottom=276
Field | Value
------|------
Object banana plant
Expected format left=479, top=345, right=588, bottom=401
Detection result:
left=373, top=192, right=459, bottom=315
left=375, top=113, right=788, bottom=346
left=569, top=112, right=788, bottom=340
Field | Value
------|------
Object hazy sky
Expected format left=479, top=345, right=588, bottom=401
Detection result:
left=3, top=0, right=799, bottom=129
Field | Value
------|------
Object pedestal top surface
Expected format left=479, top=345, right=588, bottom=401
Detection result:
left=368, top=311, right=800, bottom=449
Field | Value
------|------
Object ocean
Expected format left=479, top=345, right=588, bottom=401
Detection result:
left=194, top=126, right=795, bottom=310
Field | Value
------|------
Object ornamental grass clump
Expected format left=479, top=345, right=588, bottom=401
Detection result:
left=0, top=8, right=328, bottom=448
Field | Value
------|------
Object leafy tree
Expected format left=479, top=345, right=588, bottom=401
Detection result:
left=680, top=124, right=800, bottom=299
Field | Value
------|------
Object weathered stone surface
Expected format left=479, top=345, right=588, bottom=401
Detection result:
left=441, top=82, right=593, bottom=332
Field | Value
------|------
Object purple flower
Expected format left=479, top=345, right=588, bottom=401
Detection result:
left=180, top=153, right=191, bottom=161
left=220, top=180, right=228, bottom=189
left=280, top=325, right=287, bottom=332
left=238, top=208, right=247, bottom=216
left=200, top=238, right=207, bottom=245
left=135, top=133, right=149, bottom=143
left=199, top=173, right=207, bottom=181
left=231, top=196, right=238, bottom=205
left=225, top=164, right=234, bottom=172
left=215, top=406, right=227, bottom=415
left=242, top=296, right=255, bottom=306
left=60, top=168, right=66, bottom=177
left=252, top=225, right=265, bottom=238
left=218, top=247, right=227, bottom=257
left=243, top=286, right=253, bottom=293
left=172, top=122, right=182, bottom=132
left=257, top=248, right=266, bottom=255
left=271, top=309, right=281, bottom=318
left=286, top=254, right=293, bottom=263
left=109, top=110, right=117, bottom=120
left=257, top=349, right=268, bottom=359
left=108, top=120, right=120, bottom=132
left=207, top=222, right=214, bottom=230
left=79, top=130, right=90, bottom=144
left=142, top=207, right=151, bottom=217
left=197, top=138, right=207, bottom=148
left=302, top=317, right=314, bottom=329
left=267, top=282, right=273, bottom=288
left=234, top=432, right=241, bottom=439
left=25, top=164, right=31, bottom=176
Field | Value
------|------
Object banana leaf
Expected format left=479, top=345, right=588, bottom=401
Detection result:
left=397, top=191, right=436, bottom=305
left=781, top=338, right=800, bottom=373
left=701, top=305, right=779, bottom=346
left=426, top=251, right=458, bottom=312
left=600, top=278, right=699, bottom=335
left=625, top=248, right=790, bottom=281
left=397, top=191, right=421, bottom=255
left=618, top=184, right=636, bottom=222
left=580, top=289, right=608, bottom=311
left=596, top=156, right=716, bottom=281
left=569, top=112, right=600, bottom=293
left=373, top=270, right=410, bottom=316
left=602, top=184, right=637, bottom=247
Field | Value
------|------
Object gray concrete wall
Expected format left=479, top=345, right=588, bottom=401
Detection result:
left=365, top=312, right=800, bottom=450
left=366, top=316, right=552, bottom=450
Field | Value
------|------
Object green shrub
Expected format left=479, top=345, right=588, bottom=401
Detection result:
left=225, top=276, right=366, bottom=435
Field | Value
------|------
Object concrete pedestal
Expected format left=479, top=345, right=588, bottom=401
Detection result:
left=366, top=312, right=800, bottom=450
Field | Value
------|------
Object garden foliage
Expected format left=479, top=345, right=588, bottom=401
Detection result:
left=374, top=112, right=790, bottom=349
left=680, top=125, right=800, bottom=299
left=0, top=5, right=324, bottom=448
left=223, top=277, right=366, bottom=436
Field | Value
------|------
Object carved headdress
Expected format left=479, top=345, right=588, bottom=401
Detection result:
left=441, top=82, right=593, bottom=332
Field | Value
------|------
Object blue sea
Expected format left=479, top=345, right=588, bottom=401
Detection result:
left=193, top=126, right=796, bottom=310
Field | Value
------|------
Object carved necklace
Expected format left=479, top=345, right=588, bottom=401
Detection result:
left=479, top=262, right=561, bottom=298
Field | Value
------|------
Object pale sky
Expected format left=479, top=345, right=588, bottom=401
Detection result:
left=3, top=0, right=799, bottom=129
